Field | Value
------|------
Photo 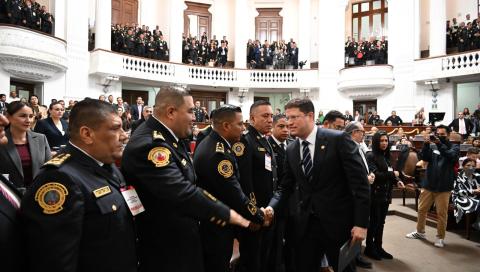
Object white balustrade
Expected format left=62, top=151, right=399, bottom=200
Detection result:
left=89, top=50, right=319, bottom=89
left=0, top=25, right=67, bottom=80
left=414, top=50, right=480, bottom=81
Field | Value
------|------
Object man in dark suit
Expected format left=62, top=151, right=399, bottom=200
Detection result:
left=289, top=42, right=299, bottom=69
left=233, top=100, right=277, bottom=272
left=267, top=114, right=295, bottom=272
left=130, top=96, right=144, bottom=121
left=0, top=93, right=7, bottom=114
left=194, top=104, right=266, bottom=272
left=21, top=99, right=138, bottom=272
left=122, top=86, right=250, bottom=272
left=131, top=106, right=152, bottom=135
left=448, top=111, right=473, bottom=139
left=0, top=114, right=24, bottom=272
left=384, top=111, right=403, bottom=126
left=266, top=98, right=370, bottom=272
left=344, top=110, right=354, bottom=122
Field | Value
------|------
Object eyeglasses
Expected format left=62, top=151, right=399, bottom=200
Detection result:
left=285, top=114, right=306, bottom=121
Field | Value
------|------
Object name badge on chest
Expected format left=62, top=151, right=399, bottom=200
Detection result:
left=265, top=154, right=272, bottom=171
left=121, top=186, right=145, bottom=216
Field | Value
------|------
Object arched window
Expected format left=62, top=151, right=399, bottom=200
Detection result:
left=352, top=0, right=388, bottom=41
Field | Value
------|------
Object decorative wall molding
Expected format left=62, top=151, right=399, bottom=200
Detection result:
left=338, top=65, right=394, bottom=99
left=0, top=25, right=67, bottom=80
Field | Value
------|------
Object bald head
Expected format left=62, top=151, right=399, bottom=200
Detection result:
left=154, top=86, right=191, bottom=117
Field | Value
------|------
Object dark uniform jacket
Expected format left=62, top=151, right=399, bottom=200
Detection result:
left=21, top=144, right=138, bottom=272
left=193, top=130, right=264, bottom=272
left=234, top=125, right=278, bottom=208
left=0, top=175, right=23, bottom=272
left=122, top=117, right=231, bottom=272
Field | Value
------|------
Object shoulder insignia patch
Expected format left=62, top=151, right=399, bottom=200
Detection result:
left=232, top=142, right=245, bottom=156
left=148, top=147, right=171, bottom=167
left=217, top=160, right=233, bottom=178
left=152, top=131, right=165, bottom=141
left=34, top=182, right=68, bottom=214
left=216, top=142, right=225, bottom=153
left=43, top=153, right=71, bottom=167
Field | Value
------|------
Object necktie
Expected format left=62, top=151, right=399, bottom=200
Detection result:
left=302, top=141, right=313, bottom=178
left=280, top=143, right=285, bottom=151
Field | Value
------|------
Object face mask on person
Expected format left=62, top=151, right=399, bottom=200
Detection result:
left=464, top=167, right=475, bottom=176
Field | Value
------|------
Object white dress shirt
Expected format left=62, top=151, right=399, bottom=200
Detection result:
left=299, top=125, right=318, bottom=162
left=459, top=118, right=466, bottom=134
left=271, top=135, right=286, bottom=150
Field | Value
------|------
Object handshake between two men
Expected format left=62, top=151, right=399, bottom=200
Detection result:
left=236, top=206, right=275, bottom=232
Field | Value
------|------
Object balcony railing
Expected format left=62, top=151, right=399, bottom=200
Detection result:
left=414, top=50, right=480, bottom=81
left=337, top=65, right=395, bottom=99
left=0, top=24, right=67, bottom=80
left=90, top=49, right=319, bottom=89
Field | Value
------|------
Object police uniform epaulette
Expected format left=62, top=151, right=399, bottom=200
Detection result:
left=152, top=130, right=165, bottom=141
left=215, top=142, right=224, bottom=153
left=43, top=153, right=71, bottom=168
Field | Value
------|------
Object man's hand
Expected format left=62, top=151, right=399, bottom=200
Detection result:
left=397, top=180, right=405, bottom=188
left=367, top=173, right=375, bottom=184
left=229, top=209, right=250, bottom=228
left=261, top=206, right=274, bottom=227
left=248, top=222, right=261, bottom=232
left=393, top=171, right=400, bottom=177
left=351, top=226, right=367, bottom=244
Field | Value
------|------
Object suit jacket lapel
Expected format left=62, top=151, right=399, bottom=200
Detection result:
left=27, top=131, right=40, bottom=178
left=5, top=130, right=23, bottom=177
left=312, top=128, right=328, bottom=183
left=290, top=139, right=306, bottom=182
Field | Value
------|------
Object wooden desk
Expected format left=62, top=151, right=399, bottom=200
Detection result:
left=364, top=125, right=428, bottom=136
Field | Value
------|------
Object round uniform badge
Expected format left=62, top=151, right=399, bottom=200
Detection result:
left=217, top=160, right=234, bottom=178
left=232, top=142, right=245, bottom=157
left=148, top=147, right=171, bottom=167
left=34, top=182, right=68, bottom=214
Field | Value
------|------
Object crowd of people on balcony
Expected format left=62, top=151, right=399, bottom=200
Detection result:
left=110, top=24, right=169, bottom=61
left=447, top=13, right=480, bottom=52
left=246, top=38, right=302, bottom=69
left=345, top=36, right=388, bottom=67
left=0, top=0, right=55, bottom=34
left=181, top=33, right=229, bottom=67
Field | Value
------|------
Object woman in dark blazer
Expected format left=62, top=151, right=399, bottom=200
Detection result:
left=365, top=131, right=404, bottom=260
left=34, top=101, right=69, bottom=149
left=0, top=101, right=51, bottom=189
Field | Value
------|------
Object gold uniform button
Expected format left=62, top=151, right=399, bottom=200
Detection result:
left=112, top=204, right=117, bottom=211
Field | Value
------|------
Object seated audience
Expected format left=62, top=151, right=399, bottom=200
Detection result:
left=0, top=101, right=51, bottom=189
left=452, top=158, right=480, bottom=229
left=34, top=101, right=69, bottom=149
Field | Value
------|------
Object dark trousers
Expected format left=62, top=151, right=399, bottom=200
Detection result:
left=200, top=223, right=234, bottom=272
left=366, top=201, right=389, bottom=250
left=296, top=216, right=355, bottom=272
left=238, top=226, right=275, bottom=272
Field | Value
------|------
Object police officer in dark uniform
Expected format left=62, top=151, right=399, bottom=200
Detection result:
left=234, top=100, right=277, bottom=272
left=135, top=33, right=146, bottom=57
left=124, top=29, right=136, bottom=55
left=267, top=114, right=296, bottom=272
left=122, top=86, right=251, bottom=272
left=194, top=104, right=266, bottom=272
left=193, top=100, right=206, bottom=122
left=21, top=99, right=138, bottom=272
left=22, top=0, right=40, bottom=30
left=7, top=0, right=23, bottom=25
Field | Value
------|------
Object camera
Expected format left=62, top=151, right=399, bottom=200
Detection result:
left=429, top=134, right=437, bottom=141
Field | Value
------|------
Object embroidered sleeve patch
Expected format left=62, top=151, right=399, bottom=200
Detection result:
left=217, top=160, right=234, bottom=178
left=148, top=147, right=171, bottom=167
left=34, top=182, right=69, bottom=214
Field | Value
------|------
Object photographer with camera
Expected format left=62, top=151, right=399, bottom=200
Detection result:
left=406, top=125, right=459, bottom=248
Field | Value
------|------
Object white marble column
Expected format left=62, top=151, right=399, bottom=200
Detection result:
left=298, top=0, right=311, bottom=69
left=429, top=0, right=446, bottom=57
left=94, top=0, right=111, bottom=50
left=169, top=0, right=186, bottom=63
left=234, top=0, right=248, bottom=68
left=414, top=0, right=421, bottom=59
left=53, top=0, right=65, bottom=39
